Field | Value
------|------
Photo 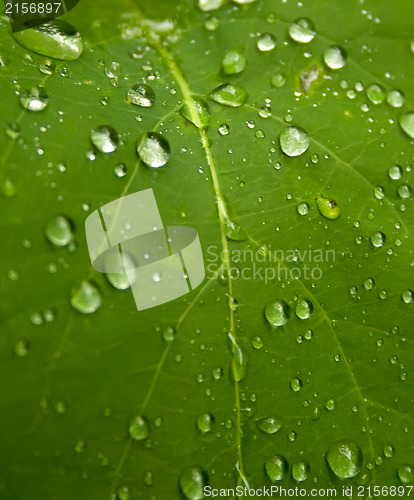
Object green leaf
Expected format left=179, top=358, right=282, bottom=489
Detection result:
left=1, top=0, right=414, bottom=498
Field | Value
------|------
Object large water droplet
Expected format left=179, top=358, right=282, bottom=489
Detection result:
left=366, top=84, right=385, bottom=105
left=128, top=415, right=149, bottom=440
left=387, top=90, right=405, bottom=108
left=179, top=466, right=207, bottom=500
left=292, top=461, right=310, bottom=482
left=71, top=280, right=102, bottom=314
left=257, top=416, right=282, bottom=434
left=280, top=126, right=310, bottom=156
left=326, top=439, right=363, bottom=479
left=137, top=132, right=170, bottom=168
left=210, top=83, right=248, bottom=107
left=265, top=299, right=290, bottom=327
left=265, top=455, right=288, bottom=481
left=257, top=33, right=276, bottom=51
left=198, top=0, right=224, bottom=11
left=400, top=112, right=414, bottom=139
left=45, top=215, right=74, bottom=247
left=324, top=46, right=347, bottom=69
left=295, top=298, right=313, bottom=319
left=127, top=84, right=155, bottom=107
left=315, top=194, right=341, bottom=220
left=388, top=165, right=402, bottom=180
left=398, top=464, right=414, bottom=483
left=19, top=86, right=48, bottom=112
left=288, top=18, right=315, bottom=43
left=222, top=48, right=246, bottom=75
left=90, top=126, right=119, bottom=153
left=370, top=231, right=386, bottom=248
left=13, top=20, right=83, bottom=61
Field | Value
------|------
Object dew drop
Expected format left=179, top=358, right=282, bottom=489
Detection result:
left=326, top=439, right=363, bottom=479
left=45, top=215, right=74, bottom=247
left=388, top=165, right=402, bottom=180
left=366, top=84, right=385, bottom=105
left=229, top=333, right=248, bottom=382
left=179, top=466, right=207, bottom=500
left=116, top=485, right=130, bottom=500
left=70, top=280, right=102, bottom=314
left=90, top=126, right=119, bottom=153
left=39, top=59, right=56, bottom=75
left=19, top=86, right=48, bottom=112
left=402, top=290, right=413, bottom=304
left=250, top=335, right=263, bottom=349
left=271, top=72, right=288, bottom=88
left=127, top=84, right=155, bottom=107
left=196, top=413, right=213, bottom=433
left=295, top=298, right=313, bottom=319
left=383, top=445, right=395, bottom=458
left=128, top=415, right=149, bottom=440
left=400, top=112, right=414, bottom=139
left=324, top=46, right=347, bottom=69
left=397, top=184, right=412, bottom=199
left=315, top=194, right=341, bottom=220
left=222, top=48, right=246, bottom=75
left=387, top=90, right=405, bottom=108
left=137, top=132, right=170, bottom=168
left=370, top=231, right=386, bottom=248
left=265, top=455, right=288, bottom=481
left=297, top=202, right=310, bottom=215
left=210, top=83, right=248, bottom=107
left=398, top=465, right=414, bottom=483
left=292, top=461, right=310, bottom=482
left=13, top=339, right=29, bottom=357
left=288, top=18, right=315, bottom=43
left=13, top=20, right=83, bottom=61
left=279, top=126, right=310, bottom=157
left=114, top=163, right=127, bottom=178
left=265, top=299, right=290, bottom=327
left=257, top=33, right=276, bottom=52
left=198, top=0, right=224, bottom=11
left=257, top=416, right=282, bottom=434
left=290, top=377, right=302, bottom=392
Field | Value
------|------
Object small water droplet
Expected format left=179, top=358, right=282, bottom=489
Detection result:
left=45, top=215, right=74, bottom=247
left=13, top=339, right=29, bottom=357
left=290, top=377, right=302, bottom=392
left=222, top=48, right=246, bottom=75
left=325, top=399, right=336, bottom=411
left=229, top=333, right=248, bottom=382
left=370, top=231, right=386, bottom=248
left=19, top=86, right=48, bottom=112
left=198, top=0, right=225, bottom=11
left=127, top=84, right=155, bottom=107
left=326, top=439, right=363, bottom=479
left=250, top=335, right=263, bottom=349
left=271, top=72, right=288, bottom=88
left=39, top=59, right=56, bottom=75
left=324, top=46, right=347, bottom=69
left=292, top=461, right=310, bottom=482
left=402, top=290, right=413, bottom=304
left=196, top=413, right=213, bottom=433
left=137, top=132, right=170, bottom=168
left=383, top=445, right=395, bottom=458
left=295, top=298, right=313, bottom=319
left=297, top=202, right=310, bottom=215
left=257, top=33, right=276, bottom=52
left=280, top=126, right=310, bottom=157
left=388, top=165, right=402, bottom=180
left=366, top=84, right=385, bottom=104
left=398, top=464, right=414, bottom=484
left=265, top=299, right=290, bottom=327
left=210, top=83, right=248, bottom=107
left=257, top=416, right=282, bottom=434
left=397, top=184, right=412, bottom=199
left=400, top=112, right=414, bottom=139
left=218, top=123, right=230, bottom=136
left=128, top=415, right=149, bottom=440
left=90, top=126, right=119, bottom=153
left=114, top=163, right=127, bottom=178
left=71, top=280, right=102, bottom=314
left=387, top=89, right=405, bottom=108
left=116, top=485, right=130, bottom=500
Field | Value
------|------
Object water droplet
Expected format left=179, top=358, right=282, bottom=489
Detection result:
left=13, top=20, right=83, bottom=61
left=388, top=165, right=402, bottom=180
left=19, top=86, right=48, bottom=112
left=315, top=194, right=341, bottom=220
left=5, top=122, right=20, bottom=140
left=179, top=466, right=207, bottom=500
left=1, top=177, right=16, bottom=197
left=250, top=335, right=263, bottom=349
left=398, top=464, right=414, bottom=484
left=402, top=290, right=413, bottom=304
left=383, top=445, right=394, bottom=458
left=204, top=17, right=220, bottom=31
left=265, top=455, right=288, bottom=481
left=300, top=65, right=319, bottom=93
left=39, top=59, right=56, bottom=75
left=45, top=215, right=74, bottom=247
left=105, top=251, right=136, bottom=290
left=271, top=72, right=288, bottom=88
left=55, top=400, right=66, bottom=414
left=90, top=126, right=119, bottom=153
left=210, top=83, right=248, bottom=107
left=105, top=61, right=121, bottom=79
left=218, top=123, right=230, bottom=136
left=279, top=126, right=310, bottom=157
left=257, top=33, right=276, bottom=52
left=295, top=298, right=313, bottom=319
left=114, top=163, right=127, bottom=178
left=400, top=112, right=414, bottom=139
left=325, top=399, right=336, bottom=411
left=224, top=217, right=246, bottom=241
left=324, top=46, right=347, bottom=69
left=292, top=461, right=310, bottom=482
left=326, top=439, right=363, bottom=479
left=387, top=90, right=405, bottom=108
left=289, top=18, right=315, bottom=43
left=366, top=84, right=385, bottom=104
left=14, top=339, right=29, bottom=357
left=374, top=186, right=385, bottom=199
left=222, top=48, right=246, bottom=75
left=180, top=97, right=211, bottom=128
left=0, top=53, right=11, bottom=66
left=127, top=84, right=155, bottom=107
left=71, top=280, right=102, bottom=314
left=128, top=415, right=149, bottom=440
left=137, top=132, right=170, bottom=168
left=198, top=0, right=224, bottom=11
left=229, top=333, right=248, bottom=382
left=265, top=299, right=290, bottom=327
left=257, top=416, right=282, bottom=434
left=196, top=413, right=213, bottom=433
left=297, top=202, right=310, bottom=215
left=233, top=0, right=258, bottom=3
left=363, top=278, right=375, bottom=290
left=397, top=184, right=412, bottom=199
left=370, top=231, right=386, bottom=248
left=116, top=485, right=130, bottom=500
left=290, top=377, right=302, bottom=392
